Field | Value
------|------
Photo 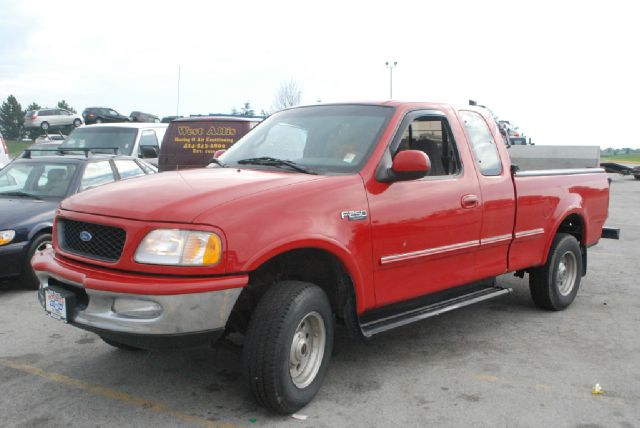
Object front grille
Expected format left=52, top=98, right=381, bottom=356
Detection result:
left=58, top=219, right=126, bottom=262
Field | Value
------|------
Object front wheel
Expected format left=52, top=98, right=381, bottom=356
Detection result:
left=20, top=233, right=52, bottom=290
left=73, top=118, right=82, bottom=127
left=243, top=281, right=334, bottom=414
left=529, top=233, right=582, bottom=310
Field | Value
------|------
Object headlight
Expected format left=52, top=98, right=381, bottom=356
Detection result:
left=0, top=230, right=15, bottom=246
left=134, top=229, right=221, bottom=266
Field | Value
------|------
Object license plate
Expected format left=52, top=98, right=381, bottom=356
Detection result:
left=44, top=286, right=75, bottom=322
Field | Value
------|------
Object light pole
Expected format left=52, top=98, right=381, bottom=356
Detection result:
left=385, top=61, right=397, bottom=99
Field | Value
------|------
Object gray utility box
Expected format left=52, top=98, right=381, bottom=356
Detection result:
left=508, top=145, right=600, bottom=171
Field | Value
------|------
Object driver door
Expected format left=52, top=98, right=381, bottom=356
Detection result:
left=367, top=111, right=483, bottom=306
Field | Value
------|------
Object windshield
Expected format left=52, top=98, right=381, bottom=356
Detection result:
left=0, top=161, right=78, bottom=198
left=220, top=105, right=393, bottom=174
left=60, top=127, right=137, bottom=155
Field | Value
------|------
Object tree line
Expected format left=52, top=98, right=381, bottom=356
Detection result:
left=0, top=95, right=77, bottom=140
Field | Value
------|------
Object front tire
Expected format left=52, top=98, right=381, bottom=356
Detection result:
left=73, top=118, right=82, bottom=127
left=20, top=233, right=52, bottom=290
left=243, top=281, right=334, bottom=414
left=529, top=233, right=582, bottom=310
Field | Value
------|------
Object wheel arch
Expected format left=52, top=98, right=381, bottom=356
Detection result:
left=227, top=239, right=366, bottom=336
left=542, top=210, right=586, bottom=267
left=28, top=223, right=53, bottom=241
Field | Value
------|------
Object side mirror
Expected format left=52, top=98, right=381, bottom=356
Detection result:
left=389, top=150, right=430, bottom=181
left=214, top=149, right=226, bottom=158
left=140, top=145, right=159, bottom=158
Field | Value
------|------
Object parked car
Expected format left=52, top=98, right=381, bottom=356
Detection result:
left=59, top=123, right=168, bottom=166
left=34, top=133, right=67, bottom=144
left=0, top=132, right=9, bottom=168
left=33, top=102, right=617, bottom=413
left=0, top=152, right=156, bottom=289
left=24, top=109, right=83, bottom=131
left=159, top=116, right=261, bottom=171
left=161, top=115, right=183, bottom=123
left=82, top=107, right=130, bottom=125
left=130, top=111, right=160, bottom=123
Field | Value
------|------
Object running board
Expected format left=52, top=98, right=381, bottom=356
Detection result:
left=360, top=287, right=512, bottom=338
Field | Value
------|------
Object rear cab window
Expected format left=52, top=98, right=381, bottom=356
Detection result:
left=458, top=111, right=502, bottom=176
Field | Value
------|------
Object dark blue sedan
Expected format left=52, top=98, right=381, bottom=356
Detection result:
left=0, top=153, right=156, bottom=288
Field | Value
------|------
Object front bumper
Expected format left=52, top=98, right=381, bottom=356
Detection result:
left=32, top=249, right=247, bottom=348
left=0, top=241, right=29, bottom=278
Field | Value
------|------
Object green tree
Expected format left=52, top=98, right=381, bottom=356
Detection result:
left=26, top=102, right=41, bottom=112
left=0, top=95, right=25, bottom=139
left=240, top=102, right=254, bottom=116
left=57, top=99, right=76, bottom=113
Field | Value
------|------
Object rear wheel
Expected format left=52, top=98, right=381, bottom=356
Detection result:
left=40, top=121, right=49, bottom=131
left=20, top=233, right=52, bottom=290
left=243, top=280, right=334, bottom=414
left=73, top=118, right=82, bottom=127
left=95, top=118, right=103, bottom=124
left=529, top=233, right=582, bottom=310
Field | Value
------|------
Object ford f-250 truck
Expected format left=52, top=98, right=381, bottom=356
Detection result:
left=33, top=102, right=616, bottom=414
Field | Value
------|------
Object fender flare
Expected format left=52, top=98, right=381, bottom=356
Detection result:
left=243, top=234, right=369, bottom=313
left=542, top=208, right=586, bottom=263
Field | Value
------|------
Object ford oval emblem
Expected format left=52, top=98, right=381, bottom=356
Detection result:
left=79, top=231, right=92, bottom=242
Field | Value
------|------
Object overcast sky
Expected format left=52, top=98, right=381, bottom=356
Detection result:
left=1, top=0, right=638, bottom=148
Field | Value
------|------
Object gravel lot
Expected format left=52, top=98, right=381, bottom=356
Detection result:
left=1, top=174, right=638, bottom=428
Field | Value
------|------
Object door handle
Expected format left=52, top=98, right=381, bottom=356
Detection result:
left=461, top=194, right=479, bottom=208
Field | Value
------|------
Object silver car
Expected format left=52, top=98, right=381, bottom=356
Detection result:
left=0, top=132, right=10, bottom=168
left=24, top=109, right=83, bottom=131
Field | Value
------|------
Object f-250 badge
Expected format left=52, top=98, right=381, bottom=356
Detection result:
left=341, top=210, right=368, bottom=221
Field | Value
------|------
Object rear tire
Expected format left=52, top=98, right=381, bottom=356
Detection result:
left=529, top=233, right=582, bottom=310
left=40, top=121, right=49, bottom=131
left=100, top=336, right=141, bottom=351
left=243, top=280, right=334, bottom=414
left=20, top=233, right=52, bottom=290
left=96, top=118, right=103, bottom=124
left=73, top=118, right=82, bottom=127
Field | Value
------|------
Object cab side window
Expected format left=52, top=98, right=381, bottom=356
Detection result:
left=459, top=111, right=502, bottom=176
left=395, top=116, right=461, bottom=176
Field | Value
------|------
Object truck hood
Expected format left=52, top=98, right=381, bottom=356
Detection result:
left=60, top=168, right=327, bottom=222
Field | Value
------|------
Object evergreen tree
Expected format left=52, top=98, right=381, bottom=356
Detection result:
left=57, top=99, right=76, bottom=113
left=0, top=95, right=24, bottom=139
left=240, top=102, right=255, bottom=116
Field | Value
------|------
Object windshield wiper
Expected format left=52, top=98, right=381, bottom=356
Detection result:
left=236, top=157, right=316, bottom=174
left=0, top=191, right=43, bottom=200
left=208, top=157, right=226, bottom=167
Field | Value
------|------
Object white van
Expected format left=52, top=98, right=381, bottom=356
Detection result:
left=59, top=123, right=168, bottom=166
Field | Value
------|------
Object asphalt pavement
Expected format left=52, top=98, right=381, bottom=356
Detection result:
left=1, top=174, right=638, bottom=428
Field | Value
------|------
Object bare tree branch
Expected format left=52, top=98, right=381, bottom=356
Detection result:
left=272, top=79, right=302, bottom=112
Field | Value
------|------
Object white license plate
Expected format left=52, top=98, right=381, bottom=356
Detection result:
left=45, top=288, right=68, bottom=321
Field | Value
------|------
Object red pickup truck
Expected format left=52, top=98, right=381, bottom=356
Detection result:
left=33, top=102, right=615, bottom=414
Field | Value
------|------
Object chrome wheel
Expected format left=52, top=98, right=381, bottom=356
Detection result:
left=557, top=251, right=578, bottom=296
left=289, top=311, right=326, bottom=389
